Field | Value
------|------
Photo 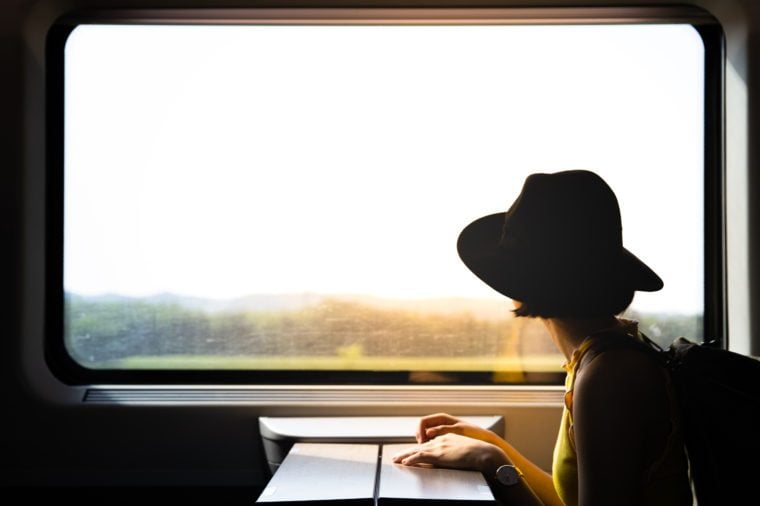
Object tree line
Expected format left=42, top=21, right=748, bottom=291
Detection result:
left=65, top=294, right=703, bottom=367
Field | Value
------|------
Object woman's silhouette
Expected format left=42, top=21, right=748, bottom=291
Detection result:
left=393, top=170, right=692, bottom=506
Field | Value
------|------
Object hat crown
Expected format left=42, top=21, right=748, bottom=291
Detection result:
left=500, top=171, right=623, bottom=257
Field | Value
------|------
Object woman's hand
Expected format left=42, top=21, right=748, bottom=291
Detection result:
left=416, top=412, right=499, bottom=446
left=392, top=433, right=509, bottom=475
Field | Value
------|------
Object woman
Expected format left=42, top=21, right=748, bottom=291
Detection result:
left=392, top=170, right=692, bottom=506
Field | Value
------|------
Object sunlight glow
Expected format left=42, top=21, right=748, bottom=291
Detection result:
left=64, top=24, right=704, bottom=314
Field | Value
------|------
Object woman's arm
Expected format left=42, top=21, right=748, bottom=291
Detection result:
left=396, top=413, right=563, bottom=506
left=392, top=432, right=545, bottom=505
left=573, top=349, right=671, bottom=506
left=487, top=433, right=564, bottom=506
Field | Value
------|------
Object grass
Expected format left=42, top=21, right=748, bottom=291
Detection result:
left=101, top=353, right=565, bottom=372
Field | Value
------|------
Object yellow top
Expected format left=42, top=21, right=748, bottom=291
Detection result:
left=551, top=324, right=692, bottom=506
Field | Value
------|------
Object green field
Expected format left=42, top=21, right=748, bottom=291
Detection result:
left=104, top=353, right=565, bottom=372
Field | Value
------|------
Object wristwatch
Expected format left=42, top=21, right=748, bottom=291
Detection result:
left=495, top=464, right=524, bottom=486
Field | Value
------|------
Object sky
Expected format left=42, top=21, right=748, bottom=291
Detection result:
left=64, top=23, right=705, bottom=314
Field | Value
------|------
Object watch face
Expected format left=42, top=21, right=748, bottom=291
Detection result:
left=496, top=465, right=520, bottom=486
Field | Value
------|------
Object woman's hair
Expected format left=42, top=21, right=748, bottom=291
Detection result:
left=513, top=287, right=635, bottom=319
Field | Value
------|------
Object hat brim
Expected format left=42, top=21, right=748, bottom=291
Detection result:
left=457, top=213, right=664, bottom=302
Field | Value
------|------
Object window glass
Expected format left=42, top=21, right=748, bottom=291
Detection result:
left=63, top=24, right=704, bottom=380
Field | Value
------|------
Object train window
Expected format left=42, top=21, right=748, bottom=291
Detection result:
left=47, top=15, right=723, bottom=384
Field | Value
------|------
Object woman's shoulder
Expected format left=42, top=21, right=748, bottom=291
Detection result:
left=575, top=341, right=668, bottom=404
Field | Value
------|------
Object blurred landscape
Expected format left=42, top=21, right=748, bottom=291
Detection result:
left=64, top=292, right=702, bottom=380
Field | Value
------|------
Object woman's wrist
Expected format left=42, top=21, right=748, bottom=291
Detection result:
left=478, top=445, right=510, bottom=476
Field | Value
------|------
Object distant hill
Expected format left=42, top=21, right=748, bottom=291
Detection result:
left=65, top=292, right=514, bottom=320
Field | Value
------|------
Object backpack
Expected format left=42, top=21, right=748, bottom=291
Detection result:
left=661, top=336, right=760, bottom=505
left=583, top=332, right=760, bottom=506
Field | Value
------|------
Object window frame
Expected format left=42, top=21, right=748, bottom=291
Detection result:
left=44, top=6, right=726, bottom=385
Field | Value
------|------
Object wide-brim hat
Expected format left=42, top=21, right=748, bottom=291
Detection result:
left=457, top=170, right=662, bottom=306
